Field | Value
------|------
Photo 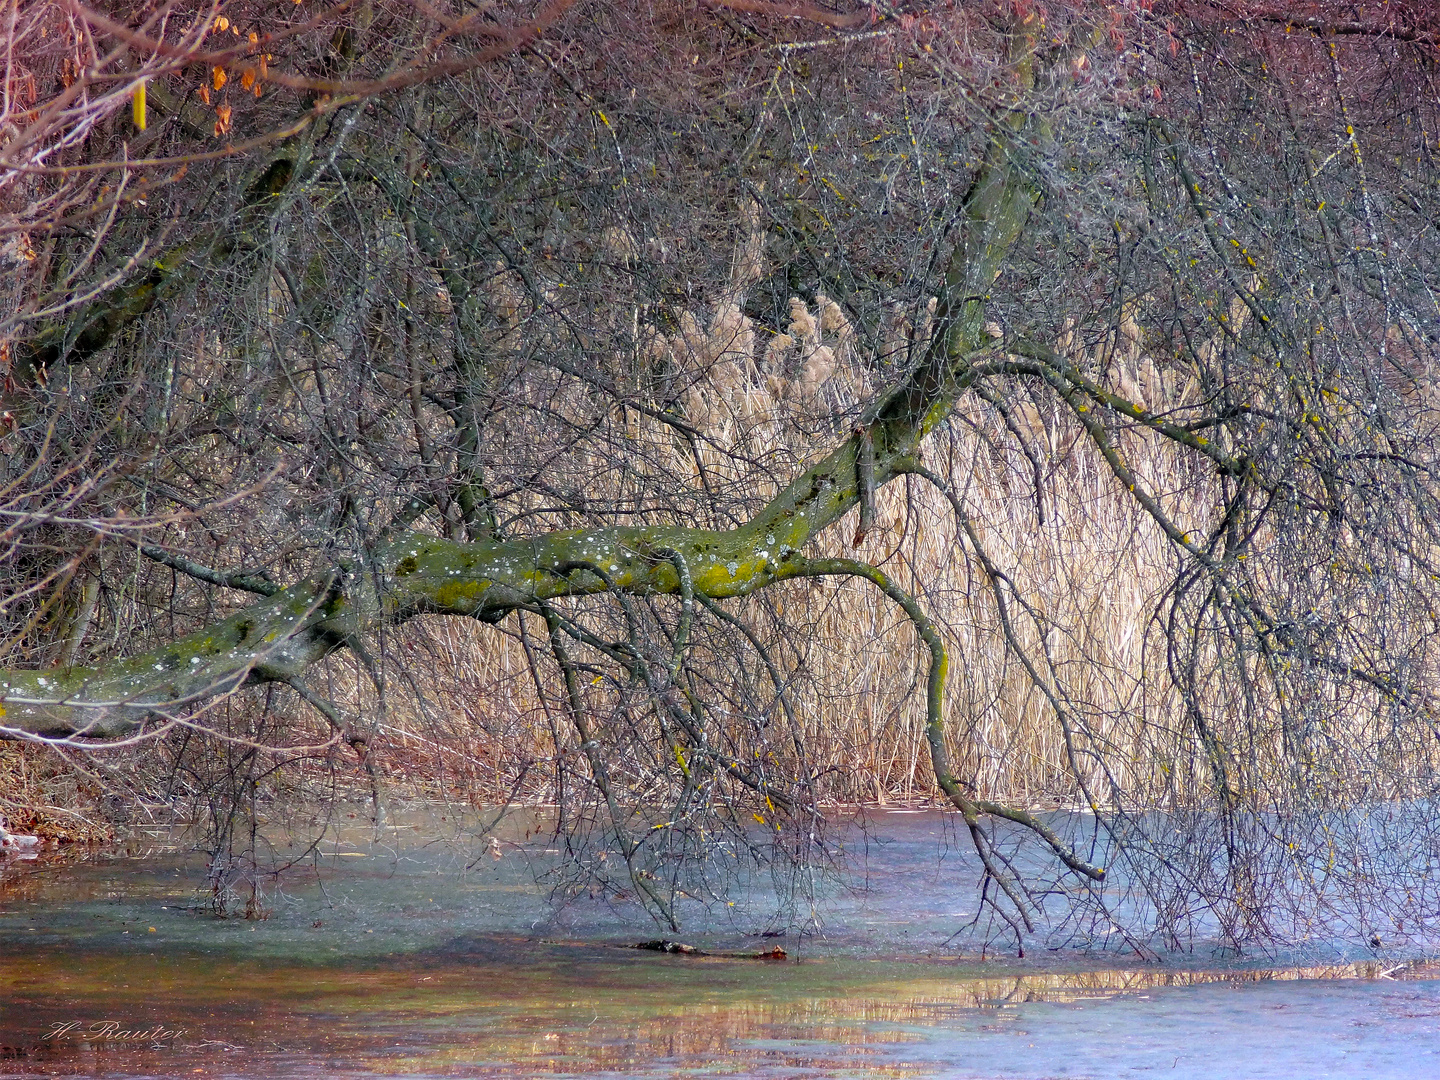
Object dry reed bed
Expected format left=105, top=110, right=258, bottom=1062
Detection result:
left=316, top=248, right=1420, bottom=814
left=22, top=217, right=1430, bottom=824
left=363, top=272, right=1247, bottom=811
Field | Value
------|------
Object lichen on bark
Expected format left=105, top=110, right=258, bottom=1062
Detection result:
left=1, top=70, right=1040, bottom=744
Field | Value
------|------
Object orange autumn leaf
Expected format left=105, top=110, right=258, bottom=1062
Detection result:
left=240, top=69, right=255, bottom=91
left=214, top=16, right=229, bottom=31
left=214, top=103, right=232, bottom=136
left=212, top=66, right=226, bottom=91
left=199, top=83, right=210, bottom=105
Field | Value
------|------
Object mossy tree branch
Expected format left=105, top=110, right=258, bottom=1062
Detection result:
left=0, top=73, right=1049, bottom=742
left=799, top=556, right=1105, bottom=884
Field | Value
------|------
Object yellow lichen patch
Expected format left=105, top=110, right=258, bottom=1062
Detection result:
left=432, top=578, right=488, bottom=610
left=693, top=553, right=777, bottom=595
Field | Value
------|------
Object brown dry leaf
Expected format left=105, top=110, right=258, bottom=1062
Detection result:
left=0, top=234, right=35, bottom=263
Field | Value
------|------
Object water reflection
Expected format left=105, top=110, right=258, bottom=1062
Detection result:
left=2, top=809, right=1439, bottom=1078
left=4, top=943, right=1439, bottom=1078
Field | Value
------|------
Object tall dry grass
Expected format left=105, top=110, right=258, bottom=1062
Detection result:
left=355, top=222, right=1236, bottom=812
left=42, top=204, right=1428, bottom=831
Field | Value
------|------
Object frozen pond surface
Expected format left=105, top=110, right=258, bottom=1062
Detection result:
left=1, top=808, right=1438, bottom=1078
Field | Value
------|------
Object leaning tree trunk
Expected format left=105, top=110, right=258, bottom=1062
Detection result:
left=0, top=13, right=1107, bottom=899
